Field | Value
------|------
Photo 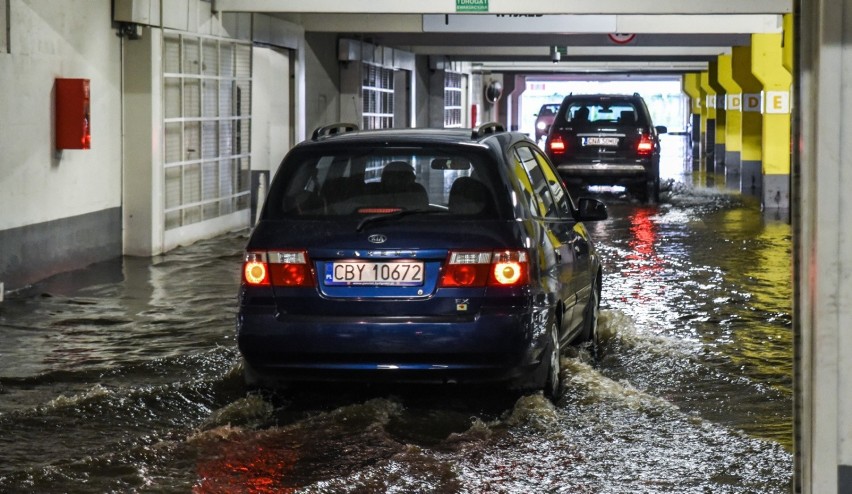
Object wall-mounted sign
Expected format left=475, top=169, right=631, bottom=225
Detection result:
left=456, top=0, right=488, bottom=12
left=706, top=94, right=717, bottom=109
left=743, top=93, right=762, bottom=113
left=763, top=90, right=790, bottom=114
left=608, top=33, right=636, bottom=44
left=726, top=94, right=742, bottom=111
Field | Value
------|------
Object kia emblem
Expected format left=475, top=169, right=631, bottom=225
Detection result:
left=367, top=234, right=387, bottom=244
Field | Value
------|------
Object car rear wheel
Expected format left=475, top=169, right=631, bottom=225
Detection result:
left=636, top=177, right=659, bottom=204
left=543, top=321, right=564, bottom=401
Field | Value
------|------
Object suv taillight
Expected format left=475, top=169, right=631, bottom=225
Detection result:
left=243, top=250, right=315, bottom=287
left=439, top=250, right=529, bottom=288
left=548, top=135, right=567, bottom=155
left=637, top=133, right=654, bottom=156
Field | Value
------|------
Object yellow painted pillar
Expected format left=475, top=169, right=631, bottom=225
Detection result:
left=732, top=45, right=763, bottom=196
left=752, top=28, right=793, bottom=210
left=699, top=71, right=717, bottom=175
left=717, top=54, right=743, bottom=182
left=708, top=60, right=727, bottom=175
left=681, top=73, right=703, bottom=170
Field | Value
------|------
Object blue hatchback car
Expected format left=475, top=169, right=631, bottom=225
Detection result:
left=237, top=123, right=607, bottom=400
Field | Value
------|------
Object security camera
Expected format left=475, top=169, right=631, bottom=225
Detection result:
left=550, top=46, right=561, bottom=63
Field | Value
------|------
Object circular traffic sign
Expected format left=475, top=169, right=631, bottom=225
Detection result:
left=608, top=33, right=636, bottom=45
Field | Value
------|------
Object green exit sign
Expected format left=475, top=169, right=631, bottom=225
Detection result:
left=456, top=0, right=488, bottom=12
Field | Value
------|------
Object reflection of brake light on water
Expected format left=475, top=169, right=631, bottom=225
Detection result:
left=623, top=208, right=664, bottom=302
left=628, top=208, right=657, bottom=259
left=194, top=437, right=298, bottom=493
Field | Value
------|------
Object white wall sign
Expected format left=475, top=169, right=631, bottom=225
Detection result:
left=706, top=94, right=717, bottom=109
left=763, top=90, right=790, bottom=114
left=726, top=93, right=742, bottom=111
left=743, top=93, right=762, bottom=113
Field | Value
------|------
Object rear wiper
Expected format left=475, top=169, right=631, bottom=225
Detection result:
left=356, top=209, right=444, bottom=232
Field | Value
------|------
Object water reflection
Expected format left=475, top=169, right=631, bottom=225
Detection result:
left=0, top=189, right=793, bottom=492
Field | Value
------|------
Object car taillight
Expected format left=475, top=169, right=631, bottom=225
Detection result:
left=242, top=250, right=315, bottom=287
left=637, top=133, right=653, bottom=156
left=549, top=135, right=567, bottom=155
left=439, top=250, right=529, bottom=288
left=490, top=250, right=527, bottom=286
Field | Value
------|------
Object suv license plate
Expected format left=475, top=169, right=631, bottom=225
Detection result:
left=325, top=261, right=425, bottom=286
left=584, top=137, right=619, bottom=146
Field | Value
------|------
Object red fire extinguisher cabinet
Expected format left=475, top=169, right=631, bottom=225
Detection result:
left=56, top=78, right=91, bottom=150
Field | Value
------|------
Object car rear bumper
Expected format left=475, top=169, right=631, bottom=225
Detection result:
left=236, top=310, right=546, bottom=386
left=555, top=160, right=653, bottom=185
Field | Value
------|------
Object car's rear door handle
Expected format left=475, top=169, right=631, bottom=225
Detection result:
left=554, top=249, right=562, bottom=263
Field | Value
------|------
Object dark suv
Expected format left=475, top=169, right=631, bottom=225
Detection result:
left=237, top=122, right=607, bottom=400
left=544, top=93, right=667, bottom=203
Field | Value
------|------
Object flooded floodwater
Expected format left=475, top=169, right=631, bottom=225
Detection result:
left=0, top=149, right=793, bottom=492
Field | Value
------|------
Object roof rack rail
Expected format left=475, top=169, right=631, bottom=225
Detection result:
left=471, top=122, right=505, bottom=139
left=311, top=122, right=359, bottom=140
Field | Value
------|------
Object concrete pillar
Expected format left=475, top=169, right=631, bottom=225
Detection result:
left=798, top=2, right=852, bottom=493
left=681, top=73, right=703, bottom=171
left=751, top=31, right=792, bottom=211
left=731, top=45, right=763, bottom=198
left=699, top=71, right=717, bottom=174
left=716, top=54, right=743, bottom=184
left=122, top=27, right=165, bottom=257
left=708, top=60, right=727, bottom=174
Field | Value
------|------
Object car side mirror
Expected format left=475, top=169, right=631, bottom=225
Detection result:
left=575, top=197, right=608, bottom=222
left=656, top=125, right=668, bottom=134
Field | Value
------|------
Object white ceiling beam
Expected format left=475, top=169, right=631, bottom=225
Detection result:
left=282, top=13, right=782, bottom=35
left=422, top=14, right=782, bottom=34
left=410, top=46, right=732, bottom=57
left=214, top=0, right=791, bottom=15
left=474, top=61, right=710, bottom=72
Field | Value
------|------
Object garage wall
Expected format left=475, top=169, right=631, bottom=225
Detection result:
left=0, top=0, right=121, bottom=290
left=304, top=32, right=341, bottom=134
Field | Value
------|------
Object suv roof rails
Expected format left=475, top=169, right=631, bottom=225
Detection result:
left=471, top=122, right=505, bottom=139
left=311, top=123, right=359, bottom=140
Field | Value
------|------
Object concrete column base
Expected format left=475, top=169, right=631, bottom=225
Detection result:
left=763, top=173, right=790, bottom=210
left=714, top=143, right=726, bottom=174
left=741, top=160, right=762, bottom=198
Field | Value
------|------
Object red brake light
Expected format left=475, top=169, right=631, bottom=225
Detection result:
left=549, top=135, right=567, bottom=155
left=637, top=133, right=653, bottom=155
left=439, top=252, right=492, bottom=287
left=242, top=250, right=314, bottom=287
left=439, top=250, right=529, bottom=288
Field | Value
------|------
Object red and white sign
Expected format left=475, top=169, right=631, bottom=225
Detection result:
left=608, top=33, right=636, bottom=44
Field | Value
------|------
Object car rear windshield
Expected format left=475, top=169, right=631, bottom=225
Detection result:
left=262, top=146, right=507, bottom=220
left=559, top=99, right=645, bottom=126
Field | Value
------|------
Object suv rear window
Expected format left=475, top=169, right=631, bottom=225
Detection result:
left=264, top=147, right=506, bottom=220
left=560, top=99, right=644, bottom=126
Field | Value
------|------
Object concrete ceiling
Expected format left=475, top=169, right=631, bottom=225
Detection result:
left=213, top=1, right=793, bottom=74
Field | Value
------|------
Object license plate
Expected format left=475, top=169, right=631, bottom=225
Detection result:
left=584, top=137, right=619, bottom=146
left=325, top=261, right=425, bottom=286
